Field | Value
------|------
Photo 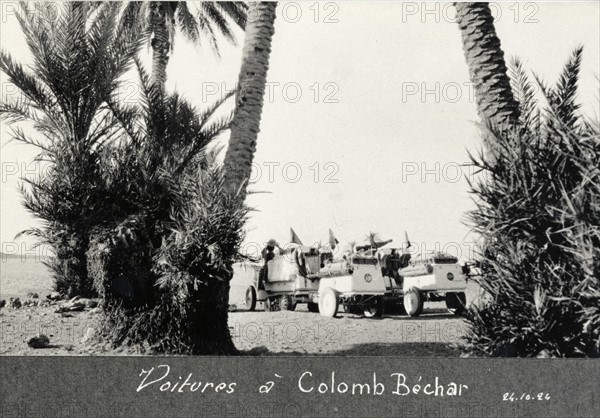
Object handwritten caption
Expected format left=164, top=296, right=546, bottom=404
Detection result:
left=137, top=365, right=469, bottom=397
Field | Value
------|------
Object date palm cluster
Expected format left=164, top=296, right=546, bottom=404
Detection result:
left=465, top=47, right=600, bottom=357
left=1, top=2, right=249, bottom=354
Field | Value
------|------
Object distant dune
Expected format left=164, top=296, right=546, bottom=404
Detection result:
left=0, top=257, right=54, bottom=299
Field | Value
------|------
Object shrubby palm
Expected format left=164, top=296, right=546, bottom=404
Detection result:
left=465, top=48, right=600, bottom=357
left=0, top=2, right=142, bottom=296
left=87, top=62, right=245, bottom=354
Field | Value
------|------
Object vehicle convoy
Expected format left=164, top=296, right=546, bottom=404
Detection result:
left=236, top=229, right=469, bottom=318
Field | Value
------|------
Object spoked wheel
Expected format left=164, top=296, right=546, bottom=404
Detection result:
left=318, top=288, right=339, bottom=318
left=445, top=292, right=466, bottom=315
left=363, top=296, right=384, bottom=318
left=279, top=294, right=296, bottom=311
left=404, top=287, right=424, bottom=317
left=245, top=286, right=257, bottom=311
left=307, top=302, right=319, bottom=313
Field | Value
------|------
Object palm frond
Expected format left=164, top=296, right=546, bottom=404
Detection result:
left=551, top=46, right=583, bottom=129
left=509, top=57, right=539, bottom=131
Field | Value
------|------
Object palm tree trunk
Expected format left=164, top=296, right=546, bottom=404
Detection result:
left=189, top=275, right=238, bottom=355
left=223, top=2, right=278, bottom=197
left=150, top=2, right=170, bottom=91
left=454, top=2, right=520, bottom=128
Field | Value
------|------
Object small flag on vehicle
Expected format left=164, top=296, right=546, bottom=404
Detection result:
left=405, top=230, right=412, bottom=248
left=290, top=228, right=303, bottom=245
left=328, top=228, right=339, bottom=249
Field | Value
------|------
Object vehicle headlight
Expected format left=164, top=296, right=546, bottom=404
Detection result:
left=364, top=274, right=372, bottom=283
left=447, top=272, right=454, bottom=281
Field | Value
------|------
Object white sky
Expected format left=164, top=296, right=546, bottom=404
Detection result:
left=1, top=2, right=599, bottom=261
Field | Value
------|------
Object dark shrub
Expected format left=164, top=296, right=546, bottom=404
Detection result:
left=93, top=161, right=247, bottom=354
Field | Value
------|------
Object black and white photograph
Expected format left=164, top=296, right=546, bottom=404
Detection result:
left=0, top=1, right=598, bottom=417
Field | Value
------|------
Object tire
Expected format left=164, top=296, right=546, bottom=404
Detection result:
left=364, top=296, right=384, bottom=318
left=446, top=292, right=466, bottom=315
left=404, top=287, right=424, bottom=317
left=245, top=286, right=257, bottom=311
left=279, top=294, right=296, bottom=311
left=318, top=288, right=339, bottom=318
left=307, top=302, right=319, bottom=313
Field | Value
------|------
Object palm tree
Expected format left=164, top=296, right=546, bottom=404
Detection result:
left=465, top=48, right=600, bottom=357
left=223, top=1, right=278, bottom=198
left=88, top=62, right=242, bottom=354
left=119, top=1, right=247, bottom=90
left=0, top=2, right=142, bottom=297
left=454, top=2, right=520, bottom=128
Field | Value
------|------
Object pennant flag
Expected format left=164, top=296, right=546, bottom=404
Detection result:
left=290, top=228, right=303, bottom=245
left=405, top=230, right=412, bottom=249
left=328, top=229, right=339, bottom=249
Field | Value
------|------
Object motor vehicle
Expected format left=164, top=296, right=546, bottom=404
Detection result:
left=240, top=245, right=322, bottom=313
left=394, top=251, right=469, bottom=317
left=239, top=244, right=388, bottom=318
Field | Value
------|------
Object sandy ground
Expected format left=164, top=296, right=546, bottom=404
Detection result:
left=0, top=257, right=473, bottom=356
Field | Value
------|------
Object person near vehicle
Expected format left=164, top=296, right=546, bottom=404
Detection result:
left=258, top=239, right=280, bottom=289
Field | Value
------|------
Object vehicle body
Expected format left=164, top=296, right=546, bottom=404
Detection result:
left=238, top=246, right=321, bottom=313
left=382, top=250, right=469, bottom=316
left=317, top=252, right=388, bottom=317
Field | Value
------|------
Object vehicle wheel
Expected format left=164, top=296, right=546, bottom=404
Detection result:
left=364, top=296, right=384, bottom=318
left=318, top=288, right=339, bottom=318
left=307, top=302, right=319, bottom=313
left=279, top=294, right=295, bottom=311
left=446, top=292, right=466, bottom=315
left=404, top=287, right=424, bottom=317
left=245, top=286, right=257, bottom=311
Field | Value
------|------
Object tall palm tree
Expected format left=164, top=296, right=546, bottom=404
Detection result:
left=0, top=2, right=143, bottom=297
left=223, top=1, right=277, bottom=198
left=454, top=2, right=520, bottom=128
left=119, top=1, right=247, bottom=90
